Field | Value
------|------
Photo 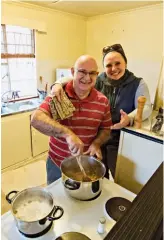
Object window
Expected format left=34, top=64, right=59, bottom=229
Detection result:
left=1, top=24, right=37, bottom=99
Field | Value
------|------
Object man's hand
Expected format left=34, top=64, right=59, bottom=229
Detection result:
left=111, top=109, right=130, bottom=130
left=66, top=133, right=84, bottom=156
left=51, top=83, right=63, bottom=102
left=83, top=142, right=102, bottom=160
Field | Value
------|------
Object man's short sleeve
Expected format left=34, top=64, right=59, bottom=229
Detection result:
left=38, top=96, right=52, bottom=117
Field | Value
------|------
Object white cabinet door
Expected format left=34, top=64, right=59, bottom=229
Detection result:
left=31, top=127, right=49, bottom=157
left=115, top=130, right=163, bottom=194
left=2, top=113, right=32, bottom=169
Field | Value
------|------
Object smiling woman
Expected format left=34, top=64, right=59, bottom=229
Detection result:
left=1, top=24, right=37, bottom=99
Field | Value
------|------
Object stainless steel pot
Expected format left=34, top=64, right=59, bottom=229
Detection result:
left=60, top=155, right=106, bottom=200
left=6, top=187, right=64, bottom=236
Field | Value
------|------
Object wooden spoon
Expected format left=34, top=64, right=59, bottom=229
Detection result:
left=76, top=156, right=91, bottom=182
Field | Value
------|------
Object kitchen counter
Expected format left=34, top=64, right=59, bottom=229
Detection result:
left=123, top=110, right=163, bottom=143
left=1, top=178, right=136, bottom=240
left=1, top=98, right=41, bottom=117
left=115, top=112, right=163, bottom=194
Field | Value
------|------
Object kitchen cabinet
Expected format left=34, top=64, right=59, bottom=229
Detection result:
left=2, top=111, right=49, bottom=170
left=31, top=126, right=49, bottom=157
left=115, top=128, right=163, bottom=194
left=1, top=112, right=32, bottom=169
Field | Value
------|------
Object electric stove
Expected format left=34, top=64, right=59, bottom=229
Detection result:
left=1, top=178, right=136, bottom=240
left=104, top=197, right=132, bottom=221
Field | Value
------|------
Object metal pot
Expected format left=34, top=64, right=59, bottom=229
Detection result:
left=55, top=232, right=91, bottom=239
left=6, top=187, right=64, bottom=237
left=60, top=155, right=106, bottom=200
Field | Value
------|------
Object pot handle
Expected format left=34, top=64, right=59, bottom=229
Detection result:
left=64, top=179, right=80, bottom=190
left=92, top=180, right=100, bottom=193
left=6, top=191, right=19, bottom=204
left=48, top=206, right=64, bottom=221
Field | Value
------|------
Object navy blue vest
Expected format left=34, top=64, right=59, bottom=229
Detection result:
left=95, top=69, right=141, bottom=125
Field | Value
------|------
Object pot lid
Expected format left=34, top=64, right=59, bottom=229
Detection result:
left=55, top=232, right=91, bottom=240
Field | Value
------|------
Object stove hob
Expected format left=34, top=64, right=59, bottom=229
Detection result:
left=55, top=232, right=91, bottom=240
left=19, top=222, right=53, bottom=238
left=105, top=197, right=131, bottom=221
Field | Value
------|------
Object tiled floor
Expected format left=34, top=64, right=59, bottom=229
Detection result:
left=1, top=158, right=47, bottom=215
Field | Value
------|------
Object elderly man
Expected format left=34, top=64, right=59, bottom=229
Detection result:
left=31, top=55, right=112, bottom=184
left=50, top=44, right=152, bottom=179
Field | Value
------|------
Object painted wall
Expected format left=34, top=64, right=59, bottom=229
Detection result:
left=86, top=4, right=163, bottom=104
left=2, top=2, right=163, bottom=104
left=2, top=2, right=87, bottom=91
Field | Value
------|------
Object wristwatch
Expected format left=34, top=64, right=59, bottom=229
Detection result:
left=50, top=82, right=62, bottom=90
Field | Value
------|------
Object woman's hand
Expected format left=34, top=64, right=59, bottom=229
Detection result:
left=51, top=83, right=64, bottom=102
left=83, top=143, right=102, bottom=160
left=111, top=109, right=130, bottom=130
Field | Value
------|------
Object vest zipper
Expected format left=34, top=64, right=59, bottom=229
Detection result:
left=111, top=87, right=121, bottom=110
left=113, top=88, right=121, bottom=109
left=111, top=87, right=117, bottom=109
left=113, top=87, right=116, bottom=94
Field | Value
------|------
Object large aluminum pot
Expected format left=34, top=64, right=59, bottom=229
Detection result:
left=6, top=187, right=64, bottom=236
left=60, top=155, right=106, bottom=200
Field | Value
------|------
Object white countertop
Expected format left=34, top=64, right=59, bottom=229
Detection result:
left=1, top=178, right=136, bottom=240
left=124, top=111, right=163, bottom=142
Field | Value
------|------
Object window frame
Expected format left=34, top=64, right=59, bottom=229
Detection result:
left=1, top=24, right=37, bottom=101
left=1, top=24, right=35, bottom=59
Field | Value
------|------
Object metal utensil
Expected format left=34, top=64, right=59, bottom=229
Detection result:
left=76, top=155, right=91, bottom=181
left=6, top=187, right=64, bottom=236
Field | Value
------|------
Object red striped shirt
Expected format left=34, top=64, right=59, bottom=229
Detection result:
left=39, top=81, right=112, bottom=167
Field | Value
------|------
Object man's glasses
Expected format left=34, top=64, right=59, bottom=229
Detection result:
left=75, top=69, right=98, bottom=78
left=102, top=44, right=124, bottom=55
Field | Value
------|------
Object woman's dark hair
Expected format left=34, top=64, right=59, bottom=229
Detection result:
left=102, top=43, right=127, bottom=64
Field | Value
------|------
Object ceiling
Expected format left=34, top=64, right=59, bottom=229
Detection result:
left=26, top=1, right=162, bottom=17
